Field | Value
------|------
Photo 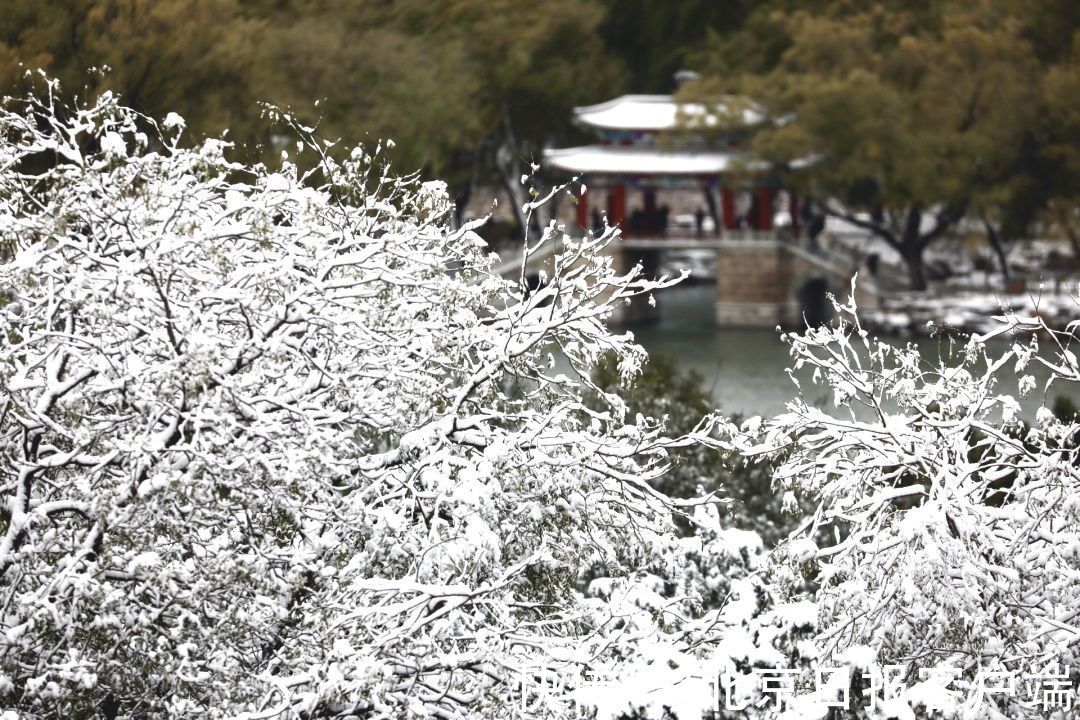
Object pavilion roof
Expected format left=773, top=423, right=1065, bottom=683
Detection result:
left=572, top=94, right=763, bottom=133
left=543, top=144, right=764, bottom=176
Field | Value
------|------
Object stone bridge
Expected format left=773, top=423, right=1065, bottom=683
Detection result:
left=494, top=230, right=880, bottom=328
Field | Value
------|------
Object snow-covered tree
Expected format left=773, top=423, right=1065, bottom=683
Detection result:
left=0, top=83, right=724, bottom=719
left=575, top=291, right=1080, bottom=720
left=6, top=82, right=1078, bottom=720
left=716, top=291, right=1080, bottom=719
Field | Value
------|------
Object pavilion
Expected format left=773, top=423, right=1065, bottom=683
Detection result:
left=540, top=94, right=865, bottom=328
left=542, top=94, right=800, bottom=238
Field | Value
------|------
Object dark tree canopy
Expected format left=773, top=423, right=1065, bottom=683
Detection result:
left=0, top=0, right=622, bottom=196
left=3, top=0, right=1078, bottom=283
left=598, top=0, right=758, bottom=93
left=685, top=0, right=1080, bottom=289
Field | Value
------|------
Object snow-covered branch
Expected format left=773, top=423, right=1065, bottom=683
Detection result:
left=0, top=87, right=715, bottom=718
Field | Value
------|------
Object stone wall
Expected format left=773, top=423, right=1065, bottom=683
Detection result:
left=714, top=239, right=862, bottom=328
left=716, top=240, right=793, bottom=327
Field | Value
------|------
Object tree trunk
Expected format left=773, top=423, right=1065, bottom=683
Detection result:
left=1045, top=199, right=1080, bottom=262
left=982, top=217, right=1011, bottom=288
left=899, top=209, right=928, bottom=291
left=454, top=181, right=473, bottom=229
left=454, top=150, right=482, bottom=228
left=493, top=112, right=547, bottom=242
left=702, top=186, right=720, bottom=234
left=1065, top=225, right=1080, bottom=263
left=822, top=203, right=969, bottom=291
left=901, top=246, right=928, bottom=291
left=494, top=141, right=528, bottom=239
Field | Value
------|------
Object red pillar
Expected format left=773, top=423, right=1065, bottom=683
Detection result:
left=576, top=185, right=588, bottom=231
left=609, top=184, right=627, bottom=234
left=758, top=187, right=773, bottom=231
left=721, top=187, right=736, bottom=230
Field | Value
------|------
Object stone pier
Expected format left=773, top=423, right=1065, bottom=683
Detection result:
left=714, top=238, right=862, bottom=328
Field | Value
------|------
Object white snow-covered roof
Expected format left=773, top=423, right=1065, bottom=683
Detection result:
left=543, top=145, right=761, bottom=176
left=572, top=94, right=762, bottom=132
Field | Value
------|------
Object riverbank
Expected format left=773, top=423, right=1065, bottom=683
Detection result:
left=861, top=285, right=1079, bottom=337
left=655, top=235, right=1080, bottom=338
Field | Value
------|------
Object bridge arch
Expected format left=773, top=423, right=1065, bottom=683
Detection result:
left=793, top=273, right=841, bottom=329
left=715, top=237, right=868, bottom=328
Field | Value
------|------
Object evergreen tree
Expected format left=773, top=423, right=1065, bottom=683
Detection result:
left=688, top=0, right=1074, bottom=290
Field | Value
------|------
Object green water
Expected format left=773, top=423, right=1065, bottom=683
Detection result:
left=629, top=283, right=1080, bottom=420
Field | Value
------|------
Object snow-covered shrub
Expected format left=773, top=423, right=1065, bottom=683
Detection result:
left=0, top=85, right=723, bottom=718
left=581, top=289, right=1080, bottom=720
left=723, top=290, right=1080, bottom=719
left=14, top=82, right=1076, bottom=720
left=573, top=502, right=818, bottom=720
left=590, top=353, right=794, bottom=544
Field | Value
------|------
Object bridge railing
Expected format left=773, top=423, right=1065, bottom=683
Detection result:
left=620, top=229, right=780, bottom=243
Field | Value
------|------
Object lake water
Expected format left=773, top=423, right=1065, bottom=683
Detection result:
left=628, top=283, right=1079, bottom=420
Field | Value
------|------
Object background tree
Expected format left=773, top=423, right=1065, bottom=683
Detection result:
left=1035, top=18, right=1080, bottom=261
left=386, top=0, right=624, bottom=228
left=0, top=0, right=267, bottom=149
left=0, top=0, right=623, bottom=230
left=970, top=0, right=1080, bottom=276
left=597, top=0, right=758, bottom=93
left=686, top=0, right=1067, bottom=290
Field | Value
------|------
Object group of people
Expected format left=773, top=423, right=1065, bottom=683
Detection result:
left=583, top=193, right=827, bottom=243
left=590, top=205, right=673, bottom=237
left=628, top=204, right=671, bottom=235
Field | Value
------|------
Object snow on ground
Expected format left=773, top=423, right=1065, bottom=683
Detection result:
left=863, top=285, right=1080, bottom=336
